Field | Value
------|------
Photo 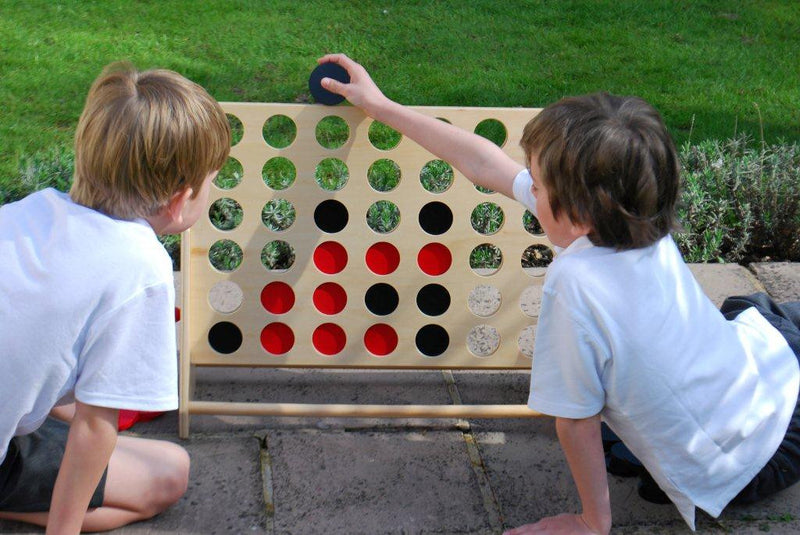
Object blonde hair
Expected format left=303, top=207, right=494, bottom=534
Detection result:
left=70, top=63, right=230, bottom=219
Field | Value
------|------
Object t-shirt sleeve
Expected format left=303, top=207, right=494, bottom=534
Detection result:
left=512, top=168, right=537, bottom=216
left=75, top=283, right=178, bottom=411
left=528, top=290, right=607, bottom=419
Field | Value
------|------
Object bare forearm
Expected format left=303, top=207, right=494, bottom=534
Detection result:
left=556, top=415, right=612, bottom=534
left=46, top=402, right=118, bottom=534
left=317, top=53, right=524, bottom=198
left=368, top=99, right=522, bottom=197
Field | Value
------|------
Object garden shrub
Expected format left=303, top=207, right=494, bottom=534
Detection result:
left=676, top=136, right=800, bottom=262
left=5, top=136, right=800, bottom=268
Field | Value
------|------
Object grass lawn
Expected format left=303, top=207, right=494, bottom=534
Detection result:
left=1, top=0, right=798, bottom=195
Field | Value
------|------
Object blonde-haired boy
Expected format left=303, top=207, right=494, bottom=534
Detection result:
left=0, top=63, right=230, bottom=532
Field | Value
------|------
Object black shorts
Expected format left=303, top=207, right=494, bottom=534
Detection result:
left=721, top=293, right=800, bottom=505
left=0, top=418, right=107, bottom=512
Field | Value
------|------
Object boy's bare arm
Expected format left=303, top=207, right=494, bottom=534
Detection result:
left=46, top=401, right=118, bottom=535
left=505, top=415, right=611, bottom=535
left=318, top=53, right=524, bottom=199
left=556, top=415, right=612, bottom=534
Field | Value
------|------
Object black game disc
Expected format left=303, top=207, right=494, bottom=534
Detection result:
left=308, top=63, right=350, bottom=105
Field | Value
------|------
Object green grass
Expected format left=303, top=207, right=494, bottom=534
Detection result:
left=1, top=0, right=798, bottom=194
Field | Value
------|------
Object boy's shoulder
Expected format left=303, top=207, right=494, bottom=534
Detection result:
left=2, top=188, right=172, bottom=284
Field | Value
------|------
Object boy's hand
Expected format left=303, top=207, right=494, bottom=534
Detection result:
left=504, top=513, right=605, bottom=534
left=316, top=54, right=389, bottom=116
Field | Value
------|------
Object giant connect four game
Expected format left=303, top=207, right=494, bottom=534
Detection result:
left=179, top=102, right=552, bottom=436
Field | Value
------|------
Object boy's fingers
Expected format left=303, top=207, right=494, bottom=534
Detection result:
left=318, top=53, right=360, bottom=77
left=321, top=77, right=346, bottom=96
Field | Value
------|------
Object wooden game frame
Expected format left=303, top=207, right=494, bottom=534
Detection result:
left=179, top=103, right=549, bottom=437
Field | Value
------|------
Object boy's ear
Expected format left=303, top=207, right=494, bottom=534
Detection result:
left=164, top=186, right=194, bottom=225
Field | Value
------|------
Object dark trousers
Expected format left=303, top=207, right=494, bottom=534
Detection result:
left=721, top=293, right=800, bottom=505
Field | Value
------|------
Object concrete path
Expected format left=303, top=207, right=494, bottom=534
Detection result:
left=2, top=262, right=799, bottom=534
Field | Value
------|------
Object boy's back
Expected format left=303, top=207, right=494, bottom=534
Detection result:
left=0, top=187, right=177, bottom=462
left=0, top=62, right=229, bottom=531
left=530, top=231, right=799, bottom=524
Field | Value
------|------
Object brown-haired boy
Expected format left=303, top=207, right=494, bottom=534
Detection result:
left=0, top=63, right=230, bottom=532
left=319, top=53, right=800, bottom=534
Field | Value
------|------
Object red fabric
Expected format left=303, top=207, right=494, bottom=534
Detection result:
left=118, top=409, right=164, bottom=431
left=116, top=306, right=179, bottom=431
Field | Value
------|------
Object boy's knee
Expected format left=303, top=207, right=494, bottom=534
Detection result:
left=145, top=444, right=190, bottom=515
left=164, top=445, right=191, bottom=501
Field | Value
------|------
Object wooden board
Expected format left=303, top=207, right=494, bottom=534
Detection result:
left=179, top=103, right=549, bottom=435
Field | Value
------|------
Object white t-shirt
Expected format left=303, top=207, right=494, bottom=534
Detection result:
left=513, top=169, right=799, bottom=529
left=0, top=189, right=179, bottom=463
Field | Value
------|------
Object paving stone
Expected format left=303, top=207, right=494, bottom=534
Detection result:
left=265, top=428, right=493, bottom=535
left=688, top=263, right=762, bottom=306
left=0, top=436, right=266, bottom=534
left=750, top=262, right=800, bottom=301
left=113, top=436, right=267, bottom=534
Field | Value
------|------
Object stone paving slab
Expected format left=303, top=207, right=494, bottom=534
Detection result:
left=687, top=263, right=764, bottom=306
left=0, top=436, right=266, bottom=534
left=113, top=436, right=267, bottom=534
left=751, top=262, right=800, bottom=301
left=264, top=428, right=495, bottom=535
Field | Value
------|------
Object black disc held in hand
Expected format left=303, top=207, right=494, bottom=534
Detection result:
left=309, top=63, right=350, bottom=105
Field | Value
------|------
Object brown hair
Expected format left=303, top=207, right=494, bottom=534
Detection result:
left=70, top=63, right=230, bottom=219
left=521, top=92, right=680, bottom=249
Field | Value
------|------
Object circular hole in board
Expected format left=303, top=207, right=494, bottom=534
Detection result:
left=313, top=241, right=348, bottom=274
left=367, top=158, right=401, bottom=192
left=262, top=199, right=296, bottom=231
left=209, top=198, right=243, bottom=231
left=523, top=210, right=544, bottom=235
left=209, top=280, right=244, bottom=314
left=227, top=114, right=243, bottom=146
left=522, top=244, right=554, bottom=276
left=215, top=157, right=243, bottom=190
left=418, top=201, right=453, bottom=235
left=263, top=114, right=297, bottom=148
left=366, top=242, right=400, bottom=275
left=420, top=160, right=454, bottom=193
left=364, top=323, right=398, bottom=356
left=366, top=200, right=400, bottom=234
left=365, top=283, right=399, bottom=316
left=261, top=240, right=295, bottom=271
left=261, top=281, right=295, bottom=314
left=467, top=324, right=500, bottom=357
left=518, top=325, right=535, bottom=359
left=262, top=157, right=296, bottom=190
left=208, top=239, right=243, bottom=272
left=470, top=202, right=504, bottom=235
left=261, top=322, right=295, bottom=355
left=368, top=121, right=402, bottom=150
left=313, top=282, right=347, bottom=315
left=313, top=323, right=347, bottom=356
left=417, top=243, right=452, bottom=276
left=474, top=118, right=508, bottom=147
left=469, top=243, right=502, bottom=276
left=208, top=321, right=243, bottom=354
left=416, top=284, right=451, bottom=316
left=415, top=324, right=449, bottom=357
left=315, top=158, right=349, bottom=191
left=314, top=199, right=349, bottom=233
left=315, top=115, right=350, bottom=149
left=520, top=285, right=543, bottom=317
left=468, top=285, right=501, bottom=317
